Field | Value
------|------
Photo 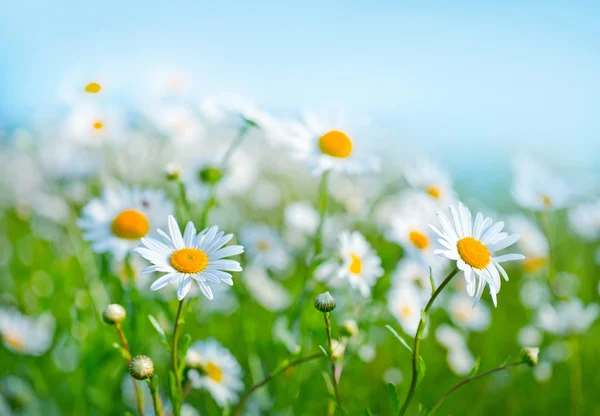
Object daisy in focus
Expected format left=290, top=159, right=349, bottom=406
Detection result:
left=77, top=185, right=174, bottom=260
left=429, top=202, right=525, bottom=306
left=239, top=224, right=292, bottom=272
left=404, top=159, right=456, bottom=204
left=279, top=109, right=380, bottom=176
left=186, top=338, right=244, bottom=407
left=135, top=215, right=244, bottom=300
left=316, top=231, right=384, bottom=297
left=0, top=309, right=55, bottom=356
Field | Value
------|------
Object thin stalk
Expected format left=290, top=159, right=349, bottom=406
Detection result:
left=398, top=267, right=459, bottom=416
left=149, top=376, right=164, bottom=416
left=314, top=170, right=330, bottom=256
left=220, top=121, right=253, bottom=167
left=177, top=180, right=192, bottom=221
left=428, top=362, right=523, bottom=414
left=537, top=211, right=555, bottom=282
left=324, top=312, right=342, bottom=413
left=232, top=353, right=323, bottom=416
left=569, top=335, right=583, bottom=416
left=172, top=300, right=185, bottom=416
left=115, top=324, right=144, bottom=416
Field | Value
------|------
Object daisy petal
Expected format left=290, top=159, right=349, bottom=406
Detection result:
left=492, top=254, right=526, bottom=263
left=168, top=216, right=185, bottom=249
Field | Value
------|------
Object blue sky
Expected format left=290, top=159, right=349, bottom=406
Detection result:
left=1, top=1, right=599, bottom=176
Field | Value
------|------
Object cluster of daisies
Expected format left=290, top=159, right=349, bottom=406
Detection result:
left=1, top=76, right=600, bottom=413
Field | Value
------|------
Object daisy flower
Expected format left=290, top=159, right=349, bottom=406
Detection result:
left=387, top=284, right=422, bottom=335
left=284, top=201, right=319, bottom=235
left=187, top=339, right=244, bottom=407
left=279, top=109, right=380, bottom=176
left=536, top=298, right=599, bottom=335
left=0, top=309, right=55, bottom=356
left=446, top=293, right=491, bottom=332
left=239, top=224, right=291, bottom=272
left=78, top=185, right=174, bottom=261
left=507, top=215, right=549, bottom=274
left=511, top=155, right=572, bottom=211
left=135, top=215, right=244, bottom=300
left=435, top=324, right=475, bottom=376
left=429, top=202, right=525, bottom=306
left=61, top=102, right=126, bottom=146
left=317, top=231, right=384, bottom=297
left=567, top=198, right=600, bottom=242
left=404, top=159, right=456, bottom=204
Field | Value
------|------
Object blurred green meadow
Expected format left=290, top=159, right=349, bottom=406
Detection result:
left=0, top=82, right=599, bottom=416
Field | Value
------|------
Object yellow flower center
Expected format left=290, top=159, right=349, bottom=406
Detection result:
left=427, top=186, right=441, bottom=199
left=85, top=82, right=102, bottom=93
left=257, top=240, right=270, bottom=252
left=457, top=237, right=490, bottom=269
left=409, top=230, right=430, bottom=250
left=2, top=332, right=24, bottom=351
left=399, top=305, right=413, bottom=319
left=318, top=130, right=353, bottom=158
left=349, top=253, right=362, bottom=274
left=93, top=121, right=104, bottom=130
left=523, top=257, right=546, bottom=273
left=205, top=361, right=223, bottom=382
left=111, top=209, right=149, bottom=240
left=541, top=195, right=552, bottom=208
left=170, top=248, right=208, bottom=274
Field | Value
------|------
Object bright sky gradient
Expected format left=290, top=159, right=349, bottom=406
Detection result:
left=2, top=1, right=599, bottom=182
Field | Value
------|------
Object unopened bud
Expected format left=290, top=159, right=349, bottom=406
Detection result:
left=198, top=166, right=223, bottom=185
left=340, top=319, right=359, bottom=337
left=129, top=355, right=154, bottom=380
left=314, top=291, right=336, bottom=313
left=165, top=163, right=183, bottom=181
left=521, top=347, right=539, bottom=367
left=102, top=304, right=126, bottom=325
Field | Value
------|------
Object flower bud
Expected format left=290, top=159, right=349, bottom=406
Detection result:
left=340, top=319, right=359, bottom=338
left=521, top=347, right=539, bottom=367
left=129, top=355, right=154, bottom=380
left=185, top=349, right=203, bottom=369
left=165, top=162, right=183, bottom=181
left=314, top=291, right=336, bottom=313
left=102, top=304, right=126, bottom=325
left=198, top=166, right=224, bottom=185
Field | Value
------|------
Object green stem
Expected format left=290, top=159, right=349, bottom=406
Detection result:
left=220, top=120, right=254, bottom=167
left=537, top=211, right=555, bottom=282
left=428, top=362, right=523, bottom=415
left=177, top=180, right=192, bottom=222
left=232, top=352, right=323, bottom=415
left=115, top=324, right=144, bottom=416
left=314, top=170, right=330, bottom=256
left=569, top=335, right=583, bottom=416
left=149, top=376, right=164, bottom=416
left=172, top=300, right=185, bottom=416
left=324, top=312, right=342, bottom=413
left=398, top=267, right=459, bottom=416
left=199, top=191, right=216, bottom=230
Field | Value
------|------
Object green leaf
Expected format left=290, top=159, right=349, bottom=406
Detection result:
left=318, top=345, right=329, bottom=357
left=365, top=409, right=373, bottom=416
left=148, top=315, right=170, bottom=352
left=417, top=355, right=427, bottom=385
left=112, top=342, right=130, bottom=360
left=272, top=359, right=290, bottom=374
left=178, top=333, right=193, bottom=375
left=186, top=297, right=198, bottom=314
left=388, top=383, right=400, bottom=413
left=385, top=325, right=412, bottom=352
left=469, top=357, right=481, bottom=376
left=168, top=371, right=180, bottom=411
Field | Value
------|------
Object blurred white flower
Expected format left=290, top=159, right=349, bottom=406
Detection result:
left=136, top=215, right=244, bottom=300
left=447, top=293, right=491, bottom=332
left=519, top=280, right=552, bottom=309
left=404, top=159, right=456, bottom=204
left=248, top=180, right=282, bottom=210
left=145, top=103, right=205, bottom=145
left=517, top=325, right=542, bottom=347
left=239, top=224, right=291, bottom=272
left=200, top=95, right=275, bottom=131
left=511, top=155, right=572, bottom=211
left=278, top=109, right=380, bottom=176
left=78, top=185, right=174, bottom=261
left=327, top=174, right=383, bottom=216
left=568, top=199, right=600, bottom=241
left=284, top=201, right=319, bottom=235
left=316, top=231, right=383, bottom=297
left=533, top=362, right=553, bottom=383
left=383, top=368, right=403, bottom=385
left=537, top=298, right=599, bottom=335
left=357, top=344, right=376, bottom=363
left=435, top=324, right=467, bottom=351
left=507, top=215, right=548, bottom=274
left=272, top=316, right=300, bottom=354
left=430, top=202, right=524, bottom=306
left=61, top=102, right=126, bottom=146
left=0, top=309, right=55, bottom=356
left=435, top=324, right=475, bottom=376
left=242, top=265, right=291, bottom=312
left=187, top=338, right=244, bottom=407
left=387, top=284, right=422, bottom=335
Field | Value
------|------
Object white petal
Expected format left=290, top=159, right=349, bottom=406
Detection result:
left=177, top=275, right=192, bottom=300
left=210, top=245, right=244, bottom=260
left=151, top=272, right=180, bottom=290
left=196, top=280, right=214, bottom=300
left=473, top=213, right=484, bottom=240
left=480, top=221, right=505, bottom=244
left=168, top=216, right=185, bottom=249
left=206, top=260, right=242, bottom=272
left=183, top=222, right=197, bottom=247
left=449, top=205, right=463, bottom=239
left=487, top=234, right=520, bottom=253
left=495, top=262, right=509, bottom=281
left=492, top=254, right=526, bottom=263
left=438, top=212, right=459, bottom=242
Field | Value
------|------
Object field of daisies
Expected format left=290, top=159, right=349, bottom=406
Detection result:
left=0, top=80, right=599, bottom=416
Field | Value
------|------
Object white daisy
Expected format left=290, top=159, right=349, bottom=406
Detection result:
left=279, top=109, right=380, bottom=176
left=511, top=155, right=572, bottom=211
left=387, top=284, right=423, bottom=335
left=61, top=102, right=126, bottom=146
left=187, top=339, right=244, bottom=407
left=317, top=231, right=384, bottom=297
left=536, top=298, right=599, bottom=335
left=446, top=293, right=491, bottom=332
left=567, top=198, right=600, bottom=242
left=144, top=103, right=205, bottom=145
left=78, top=185, right=174, bottom=261
left=404, top=159, right=456, bottom=204
left=0, top=309, right=55, bottom=356
left=135, top=215, right=244, bottom=300
left=284, top=201, right=319, bottom=236
left=239, top=224, right=291, bottom=272
left=429, top=202, right=525, bottom=306
left=435, top=324, right=475, bottom=376
left=507, top=215, right=549, bottom=274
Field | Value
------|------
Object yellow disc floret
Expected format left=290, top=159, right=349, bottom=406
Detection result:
left=111, top=209, right=149, bottom=240
left=170, top=248, right=209, bottom=274
left=85, top=82, right=102, bottom=93
left=409, top=230, right=430, bottom=250
left=349, top=253, right=362, bottom=274
left=205, top=362, right=223, bottom=382
left=318, top=130, right=353, bottom=158
left=427, top=186, right=441, bottom=199
left=457, top=237, right=491, bottom=269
